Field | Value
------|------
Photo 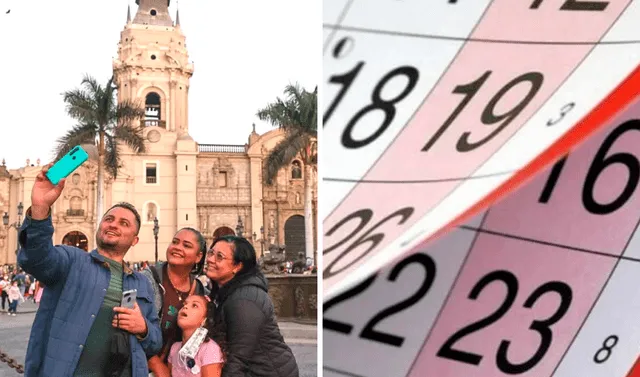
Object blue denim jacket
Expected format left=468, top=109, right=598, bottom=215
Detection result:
left=17, top=211, right=162, bottom=377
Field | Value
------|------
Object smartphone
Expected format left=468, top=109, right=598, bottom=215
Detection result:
left=45, top=145, right=89, bottom=185
left=121, top=289, right=137, bottom=309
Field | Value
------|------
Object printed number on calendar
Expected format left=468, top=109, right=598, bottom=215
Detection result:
left=437, top=271, right=572, bottom=374
left=324, top=57, right=419, bottom=148
left=422, top=71, right=543, bottom=153
left=324, top=253, right=436, bottom=347
left=326, top=61, right=545, bottom=152
left=323, top=207, right=414, bottom=279
left=539, top=119, right=640, bottom=214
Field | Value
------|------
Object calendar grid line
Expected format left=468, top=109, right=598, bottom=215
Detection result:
left=324, top=32, right=609, bottom=286
left=323, top=2, right=640, bottom=375
left=403, top=211, right=492, bottom=376
left=322, top=0, right=356, bottom=55
left=322, top=24, right=640, bottom=46
left=324, top=1, right=636, bottom=293
left=459, top=225, right=640, bottom=263
left=548, top=213, right=640, bottom=376
left=323, top=2, right=496, bottom=220
left=323, top=365, right=367, bottom=377
left=323, top=169, right=513, bottom=184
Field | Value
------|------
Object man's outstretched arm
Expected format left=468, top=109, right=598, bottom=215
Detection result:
left=17, top=164, right=75, bottom=285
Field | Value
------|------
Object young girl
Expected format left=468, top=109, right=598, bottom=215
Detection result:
left=168, top=295, right=225, bottom=376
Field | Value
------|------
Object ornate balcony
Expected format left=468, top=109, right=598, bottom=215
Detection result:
left=141, top=119, right=166, bottom=128
left=198, top=144, right=246, bottom=153
left=66, top=209, right=85, bottom=217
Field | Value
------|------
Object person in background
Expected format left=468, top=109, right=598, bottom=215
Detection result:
left=14, top=269, right=26, bottom=296
left=0, top=274, right=9, bottom=312
left=34, top=280, right=44, bottom=305
left=18, top=163, right=162, bottom=377
left=7, top=279, right=21, bottom=316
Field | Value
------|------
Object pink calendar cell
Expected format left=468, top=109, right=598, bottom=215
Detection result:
left=323, top=181, right=457, bottom=283
left=472, top=0, right=629, bottom=43
left=364, top=42, right=589, bottom=183
left=409, top=233, right=615, bottom=377
left=482, top=96, right=640, bottom=255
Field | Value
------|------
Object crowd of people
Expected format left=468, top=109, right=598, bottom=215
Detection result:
left=7, top=164, right=300, bottom=377
left=0, top=267, right=45, bottom=315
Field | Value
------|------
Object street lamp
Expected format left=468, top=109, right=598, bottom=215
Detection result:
left=235, top=215, right=244, bottom=238
left=259, top=225, right=264, bottom=257
left=153, top=217, right=159, bottom=263
left=3, top=202, right=24, bottom=270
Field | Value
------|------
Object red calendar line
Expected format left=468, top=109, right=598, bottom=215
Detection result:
left=323, top=24, right=640, bottom=46
left=627, top=356, right=640, bottom=377
left=324, top=9, right=632, bottom=291
left=403, top=61, right=640, bottom=287
left=323, top=169, right=513, bottom=183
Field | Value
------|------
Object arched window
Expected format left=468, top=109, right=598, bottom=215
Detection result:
left=68, top=196, right=84, bottom=216
left=144, top=92, right=161, bottom=127
left=291, top=161, right=302, bottom=179
left=146, top=202, right=158, bottom=222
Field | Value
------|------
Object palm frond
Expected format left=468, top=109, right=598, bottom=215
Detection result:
left=63, top=89, right=98, bottom=124
left=263, top=131, right=310, bottom=184
left=104, top=132, right=122, bottom=178
left=256, top=99, right=295, bottom=128
left=256, top=83, right=317, bottom=134
left=53, top=123, right=97, bottom=161
left=113, top=124, right=147, bottom=154
left=99, top=76, right=116, bottom=126
left=113, top=99, right=146, bottom=127
left=81, top=74, right=101, bottom=96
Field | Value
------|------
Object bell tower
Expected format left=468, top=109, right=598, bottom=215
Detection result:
left=113, top=0, right=194, bottom=137
left=113, top=0, right=198, bottom=233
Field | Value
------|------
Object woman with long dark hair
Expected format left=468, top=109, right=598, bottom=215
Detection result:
left=141, top=227, right=208, bottom=377
left=206, top=235, right=299, bottom=377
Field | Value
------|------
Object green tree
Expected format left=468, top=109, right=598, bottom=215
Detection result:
left=256, top=83, right=317, bottom=264
left=54, top=74, right=146, bottom=222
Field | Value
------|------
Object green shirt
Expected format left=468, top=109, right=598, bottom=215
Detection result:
left=73, top=257, right=131, bottom=377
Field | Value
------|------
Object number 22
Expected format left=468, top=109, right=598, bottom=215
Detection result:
left=323, top=253, right=436, bottom=347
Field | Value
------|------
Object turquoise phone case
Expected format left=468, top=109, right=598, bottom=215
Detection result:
left=46, top=145, right=89, bottom=185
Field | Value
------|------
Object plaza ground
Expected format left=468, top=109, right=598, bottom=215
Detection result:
left=0, top=301, right=317, bottom=376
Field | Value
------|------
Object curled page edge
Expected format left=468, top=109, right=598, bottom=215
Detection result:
left=323, top=62, right=640, bottom=301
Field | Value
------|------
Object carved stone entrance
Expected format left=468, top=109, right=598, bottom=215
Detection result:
left=62, top=231, right=89, bottom=251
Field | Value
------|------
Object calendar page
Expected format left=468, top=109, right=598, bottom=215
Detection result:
left=323, top=0, right=640, bottom=376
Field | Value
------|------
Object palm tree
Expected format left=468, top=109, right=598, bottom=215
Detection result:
left=256, top=83, right=317, bottom=264
left=54, top=74, right=146, bottom=222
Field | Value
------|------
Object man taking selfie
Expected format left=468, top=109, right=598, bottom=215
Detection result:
left=17, top=163, right=162, bottom=377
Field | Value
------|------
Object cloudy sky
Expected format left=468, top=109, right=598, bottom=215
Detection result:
left=0, top=0, right=320, bottom=169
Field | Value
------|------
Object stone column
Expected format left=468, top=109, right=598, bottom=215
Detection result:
left=248, top=156, right=264, bottom=249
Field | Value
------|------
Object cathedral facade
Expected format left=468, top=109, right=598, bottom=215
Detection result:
left=0, top=0, right=317, bottom=266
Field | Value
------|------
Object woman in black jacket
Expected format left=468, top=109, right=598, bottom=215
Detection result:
left=206, top=235, right=299, bottom=377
